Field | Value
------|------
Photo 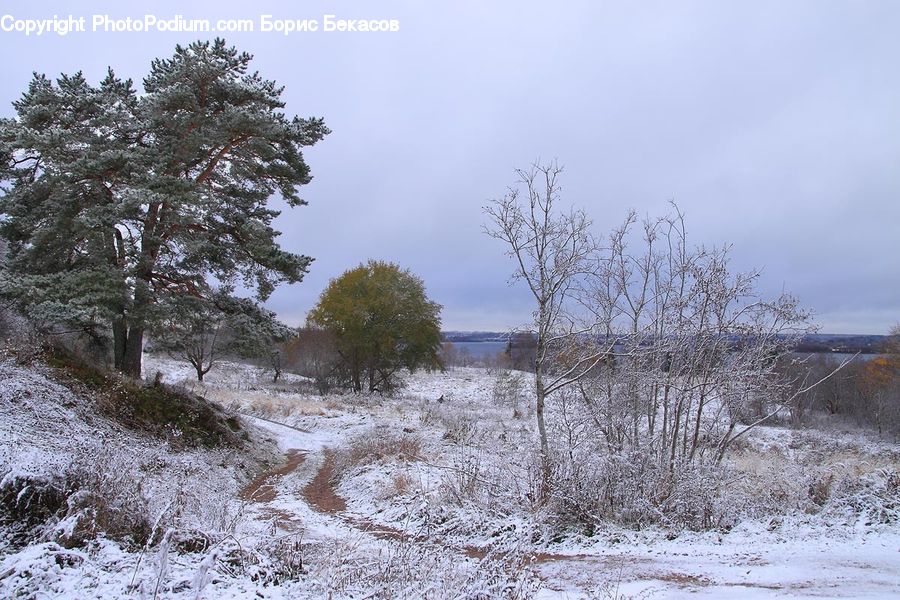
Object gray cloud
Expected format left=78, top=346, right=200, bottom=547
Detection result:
left=2, top=0, right=897, bottom=333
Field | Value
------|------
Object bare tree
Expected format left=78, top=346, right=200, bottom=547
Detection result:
left=485, top=175, right=846, bottom=527
left=283, top=327, right=342, bottom=393
left=156, top=296, right=226, bottom=382
left=154, top=292, right=292, bottom=382
left=581, top=207, right=818, bottom=464
left=484, top=162, right=610, bottom=498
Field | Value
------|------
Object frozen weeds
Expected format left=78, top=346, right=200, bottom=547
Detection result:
left=1, top=356, right=899, bottom=598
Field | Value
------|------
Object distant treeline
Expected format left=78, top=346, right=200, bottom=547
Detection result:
left=441, top=331, right=511, bottom=343
left=792, top=334, right=888, bottom=354
left=442, top=331, right=889, bottom=354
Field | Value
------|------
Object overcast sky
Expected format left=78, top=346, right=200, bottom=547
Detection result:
left=1, top=1, right=898, bottom=333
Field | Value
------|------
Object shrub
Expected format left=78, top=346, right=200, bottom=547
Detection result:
left=302, top=534, right=540, bottom=599
left=334, top=429, right=423, bottom=478
left=441, top=414, right=481, bottom=445
left=493, top=370, right=525, bottom=407
left=55, top=464, right=153, bottom=548
left=0, top=471, right=67, bottom=531
left=825, top=468, right=900, bottom=524
left=0, top=459, right=152, bottom=549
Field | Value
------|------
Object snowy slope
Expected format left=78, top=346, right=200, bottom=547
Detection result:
left=3, top=355, right=900, bottom=598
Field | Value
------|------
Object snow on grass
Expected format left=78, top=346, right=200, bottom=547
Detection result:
left=4, top=354, right=900, bottom=598
left=293, top=364, right=900, bottom=597
left=144, top=354, right=309, bottom=390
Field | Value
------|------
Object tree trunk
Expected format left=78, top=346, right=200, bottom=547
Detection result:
left=112, top=317, right=127, bottom=370
left=121, top=326, right=144, bottom=379
left=534, top=366, right=551, bottom=502
left=689, top=389, right=706, bottom=460
left=352, top=367, right=361, bottom=393
left=109, top=228, right=128, bottom=371
left=120, top=277, right=151, bottom=379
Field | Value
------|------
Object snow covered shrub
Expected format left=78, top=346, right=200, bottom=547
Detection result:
left=442, top=413, right=480, bottom=445
left=334, top=428, right=423, bottom=477
left=0, top=471, right=67, bottom=535
left=441, top=447, right=485, bottom=505
left=418, top=401, right=439, bottom=426
left=0, top=457, right=152, bottom=549
left=493, top=370, right=525, bottom=407
left=55, top=453, right=153, bottom=548
left=304, top=535, right=540, bottom=599
left=825, top=468, right=900, bottom=524
left=3, top=438, right=246, bottom=552
left=808, top=472, right=835, bottom=507
left=245, top=534, right=306, bottom=584
left=647, top=461, right=730, bottom=530
left=548, top=443, right=739, bottom=531
left=0, top=541, right=87, bottom=598
left=435, top=444, right=548, bottom=528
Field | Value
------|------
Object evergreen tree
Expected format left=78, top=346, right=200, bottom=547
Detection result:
left=0, top=39, right=328, bottom=377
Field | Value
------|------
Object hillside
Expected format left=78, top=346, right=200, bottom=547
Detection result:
left=4, top=353, right=898, bottom=598
left=0, top=353, right=282, bottom=597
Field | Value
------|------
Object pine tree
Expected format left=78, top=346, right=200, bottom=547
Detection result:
left=0, top=39, right=328, bottom=377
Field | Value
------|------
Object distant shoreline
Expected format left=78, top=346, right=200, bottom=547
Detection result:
left=442, top=331, right=891, bottom=355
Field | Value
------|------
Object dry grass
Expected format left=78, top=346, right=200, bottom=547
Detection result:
left=731, top=443, right=900, bottom=480
left=373, top=471, right=417, bottom=500
left=205, top=388, right=334, bottom=417
left=334, top=429, right=424, bottom=479
left=722, top=431, right=900, bottom=519
left=391, top=472, right=414, bottom=496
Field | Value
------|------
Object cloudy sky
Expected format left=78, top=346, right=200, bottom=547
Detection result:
left=1, top=1, right=898, bottom=333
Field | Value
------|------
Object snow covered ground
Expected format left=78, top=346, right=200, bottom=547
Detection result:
left=2, top=355, right=899, bottom=598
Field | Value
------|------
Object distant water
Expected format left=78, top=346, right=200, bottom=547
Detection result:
left=794, top=352, right=881, bottom=363
left=450, top=341, right=507, bottom=359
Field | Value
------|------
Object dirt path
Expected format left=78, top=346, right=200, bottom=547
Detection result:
left=297, top=447, right=500, bottom=559
left=300, top=449, right=431, bottom=544
left=244, top=417, right=900, bottom=598
left=239, top=448, right=306, bottom=502
left=292, top=447, right=634, bottom=564
left=300, top=449, right=346, bottom=513
left=238, top=437, right=422, bottom=548
left=239, top=421, right=721, bottom=593
left=238, top=447, right=309, bottom=533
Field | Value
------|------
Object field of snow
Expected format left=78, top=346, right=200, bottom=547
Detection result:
left=2, top=354, right=899, bottom=598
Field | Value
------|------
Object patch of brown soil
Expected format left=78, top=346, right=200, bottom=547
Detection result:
left=302, top=449, right=347, bottom=513
left=721, top=581, right=784, bottom=590
left=259, top=507, right=304, bottom=533
left=653, top=572, right=713, bottom=587
left=529, top=551, right=593, bottom=564
left=302, top=449, right=490, bottom=558
left=240, top=449, right=306, bottom=502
